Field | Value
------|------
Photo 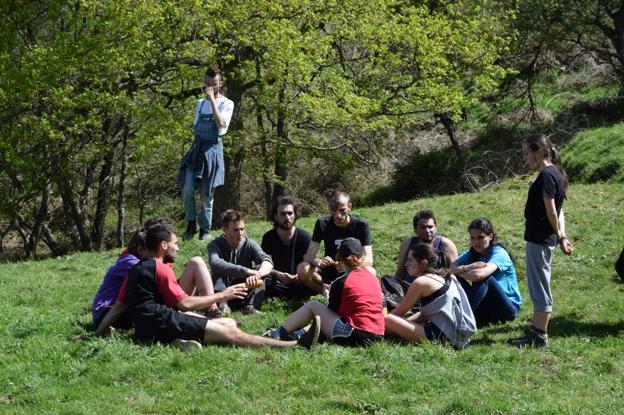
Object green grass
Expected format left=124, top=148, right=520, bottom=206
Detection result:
left=562, top=123, right=624, bottom=184
left=2, top=182, right=624, bottom=414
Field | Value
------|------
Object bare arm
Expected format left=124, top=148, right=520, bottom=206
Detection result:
left=95, top=301, right=127, bottom=336
left=391, top=281, right=423, bottom=317
left=362, top=245, right=374, bottom=268
left=176, top=284, right=247, bottom=312
left=545, top=197, right=573, bottom=255
left=395, top=238, right=411, bottom=277
left=303, top=241, right=322, bottom=266
left=452, top=261, right=497, bottom=282
left=442, top=237, right=459, bottom=262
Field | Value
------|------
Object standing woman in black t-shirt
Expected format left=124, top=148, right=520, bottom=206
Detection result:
left=509, top=134, right=574, bottom=348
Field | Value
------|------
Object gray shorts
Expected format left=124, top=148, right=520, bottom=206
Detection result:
left=525, top=241, right=555, bottom=313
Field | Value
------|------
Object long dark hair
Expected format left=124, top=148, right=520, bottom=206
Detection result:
left=524, top=134, right=569, bottom=198
left=467, top=217, right=514, bottom=264
left=410, top=243, right=451, bottom=279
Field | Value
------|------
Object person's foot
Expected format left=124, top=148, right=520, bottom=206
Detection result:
left=198, top=229, right=210, bottom=241
left=508, top=326, right=548, bottom=348
left=297, top=315, right=321, bottom=351
left=183, top=220, right=198, bottom=241
left=205, top=307, right=223, bottom=319
left=173, top=338, right=203, bottom=352
left=241, top=305, right=263, bottom=315
left=218, top=303, right=231, bottom=317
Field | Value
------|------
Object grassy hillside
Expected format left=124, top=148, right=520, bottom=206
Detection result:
left=1, top=182, right=623, bottom=414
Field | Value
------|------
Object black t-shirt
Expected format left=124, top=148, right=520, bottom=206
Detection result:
left=261, top=227, right=311, bottom=275
left=524, top=165, right=565, bottom=246
left=312, top=215, right=372, bottom=259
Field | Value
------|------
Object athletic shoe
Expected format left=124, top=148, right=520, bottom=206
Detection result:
left=205, top=307, right=223, bottom=319
left=198, top=229, right=210, bottom=241
left=173, top=338, right=203, bottom=352
left=262, top=328, right=280, bottom=339
left=218, top=303, right=231, bottom=317
left=508, top=326, right=548, bottom=348
left=297, top=315, right=321, bottom=351
left=241, top=305, right=263, bottom=315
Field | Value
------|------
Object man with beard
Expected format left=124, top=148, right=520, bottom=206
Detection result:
left=261, top=196, right=315, bottom=300
left=395, top=210, right=458, bottom=281
left=297, top=190, right=374, bottom=295
left=381, top=210, right=458, bottom=313
left=208, top=210, right=273, bottom=315
left=124, top=222, right=319, bottom=350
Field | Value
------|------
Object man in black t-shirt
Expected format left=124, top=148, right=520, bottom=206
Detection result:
left=261, top=196, right=315, bottom=300
left=297, top=190, right=374, bottom=294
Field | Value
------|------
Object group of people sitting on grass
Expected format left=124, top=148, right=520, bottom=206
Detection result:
left=92, top=134, right=573, bottom=351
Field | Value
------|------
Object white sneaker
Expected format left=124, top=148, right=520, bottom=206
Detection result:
left=173, top=338, right=203, bottom=352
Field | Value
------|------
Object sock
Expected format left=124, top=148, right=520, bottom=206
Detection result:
left=293, top=328, right=306, bottom=339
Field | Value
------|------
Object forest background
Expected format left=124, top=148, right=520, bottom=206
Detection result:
left=1, top=0, right=624, bottom=259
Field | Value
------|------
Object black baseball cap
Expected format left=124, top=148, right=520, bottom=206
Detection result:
left=338, top=237, right=363, bottom=258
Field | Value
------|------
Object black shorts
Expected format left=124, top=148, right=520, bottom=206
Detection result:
left=134, top=309, right=207, bottom=344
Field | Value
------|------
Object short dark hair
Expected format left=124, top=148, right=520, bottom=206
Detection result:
left=145, top=223, right=176, bottom=253
left=413, top=210, right=436, bottom=228
left=143, top=217, right=173, bottom=229
left=205, top=66, right=222, bottom=81
left=221, top=210, right=245, bottom=227
left=126, top=227, right=147, bottom=257
left=468, top=217, right=497, bottom=242
left=328, top=190, right=350, bottom=211
left=272, top=196, right=301, bottom=228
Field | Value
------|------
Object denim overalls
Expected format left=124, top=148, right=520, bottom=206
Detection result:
left=179, top=99, right=225, bottom=231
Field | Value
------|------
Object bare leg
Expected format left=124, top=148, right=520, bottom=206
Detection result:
left=297, top=262, right=324, bottom=293
left=384, top=314, right=426, bottom=343
left=203, top=320, right=297, bottom=348
left=364, top=265, right=377, bottom=276
left=532, top=311, right=550, bottom=332
left=282, top=300, right=340, bottom=340
left=178, top=257, right=217, bottom=310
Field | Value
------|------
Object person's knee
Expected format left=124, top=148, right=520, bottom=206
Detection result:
left=364, top=265, right=376, bottom=276
left=297, top=262, right=311, bottom=280
left=188, top=256, right=208, bottom=269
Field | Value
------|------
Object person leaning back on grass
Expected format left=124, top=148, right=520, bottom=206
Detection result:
left=120, top=222, right=319, bottom=351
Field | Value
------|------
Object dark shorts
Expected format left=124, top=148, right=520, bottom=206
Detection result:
left=424, top=321, right=449, bottom=345
left=93, top=308, right=132, bottom=331
left=332, top=317, right=384, bottom=347
left=134, top=310, right=207, bottom=344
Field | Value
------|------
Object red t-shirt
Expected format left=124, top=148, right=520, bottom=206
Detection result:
left=117, top=260, right=187, bottom=307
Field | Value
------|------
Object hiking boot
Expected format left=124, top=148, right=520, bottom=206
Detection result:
left=198, top=229, right=210, bottom=241
left=242, top=305, right=263, bottom=315
left=297, top=315, right=321, bottom=351
left=173, top=338, right=203, bottom=352
left=183, top=220, right=198, bottom=241
left=508, top=326, right=548, bottom=348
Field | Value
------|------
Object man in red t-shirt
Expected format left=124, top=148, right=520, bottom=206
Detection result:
left=121, top=223, right=319, bottom=350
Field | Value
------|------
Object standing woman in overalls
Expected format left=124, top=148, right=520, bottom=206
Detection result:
left=179, top=67, right=234, bottom=241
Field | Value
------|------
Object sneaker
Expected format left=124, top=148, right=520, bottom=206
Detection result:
left=262, top=328, right=280, bottom=339
left=508, top=326, right=548, bottom=348
left=183, top=220, right=198, bottom=241
left=205, top=307, right=223, bottom=319
left=173, top=338, right=203, bottom=352
left=218, top=303, right=231, bottom=317
left=198, top=229, right=210, bottom=241
left=297, top=315, right=321, bottom=351
left=242, top=305, right=263, bottom=315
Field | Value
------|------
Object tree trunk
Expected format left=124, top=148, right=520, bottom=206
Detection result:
left=116, top=126, right=129, bottom=247
left=437, top=113, right=462, bottom=158
left=58, top=174, right=91, bottom=251
left=271, top=88, right=288, bottom=208
left=26, top=183, right=52, bottom=258
left=91, top=149, right=116, bottom=250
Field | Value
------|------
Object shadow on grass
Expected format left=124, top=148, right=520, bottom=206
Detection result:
left=548, top=316, right=624, bottom=338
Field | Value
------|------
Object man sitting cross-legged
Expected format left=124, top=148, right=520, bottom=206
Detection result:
left=261, top=196, right=316, bottom=301
left=297, top=190, right=374, bottom=295
left=208, top=210, right=274, bottom=315
left=121, top=223, right=319, bottom=350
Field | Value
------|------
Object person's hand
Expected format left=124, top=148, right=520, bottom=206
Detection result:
left=223, top=284, right=247, bottom=301
left=204, top=86, right=215, bottom=101
left=277, top=272, right=297, bottom=285
left=319, top=256, right=335, bottom=268
left=246, top=270, right=262, bottom=287
left=470, top=261, right=488, bottom=270
left=560, top=237, right=573, bottom=255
